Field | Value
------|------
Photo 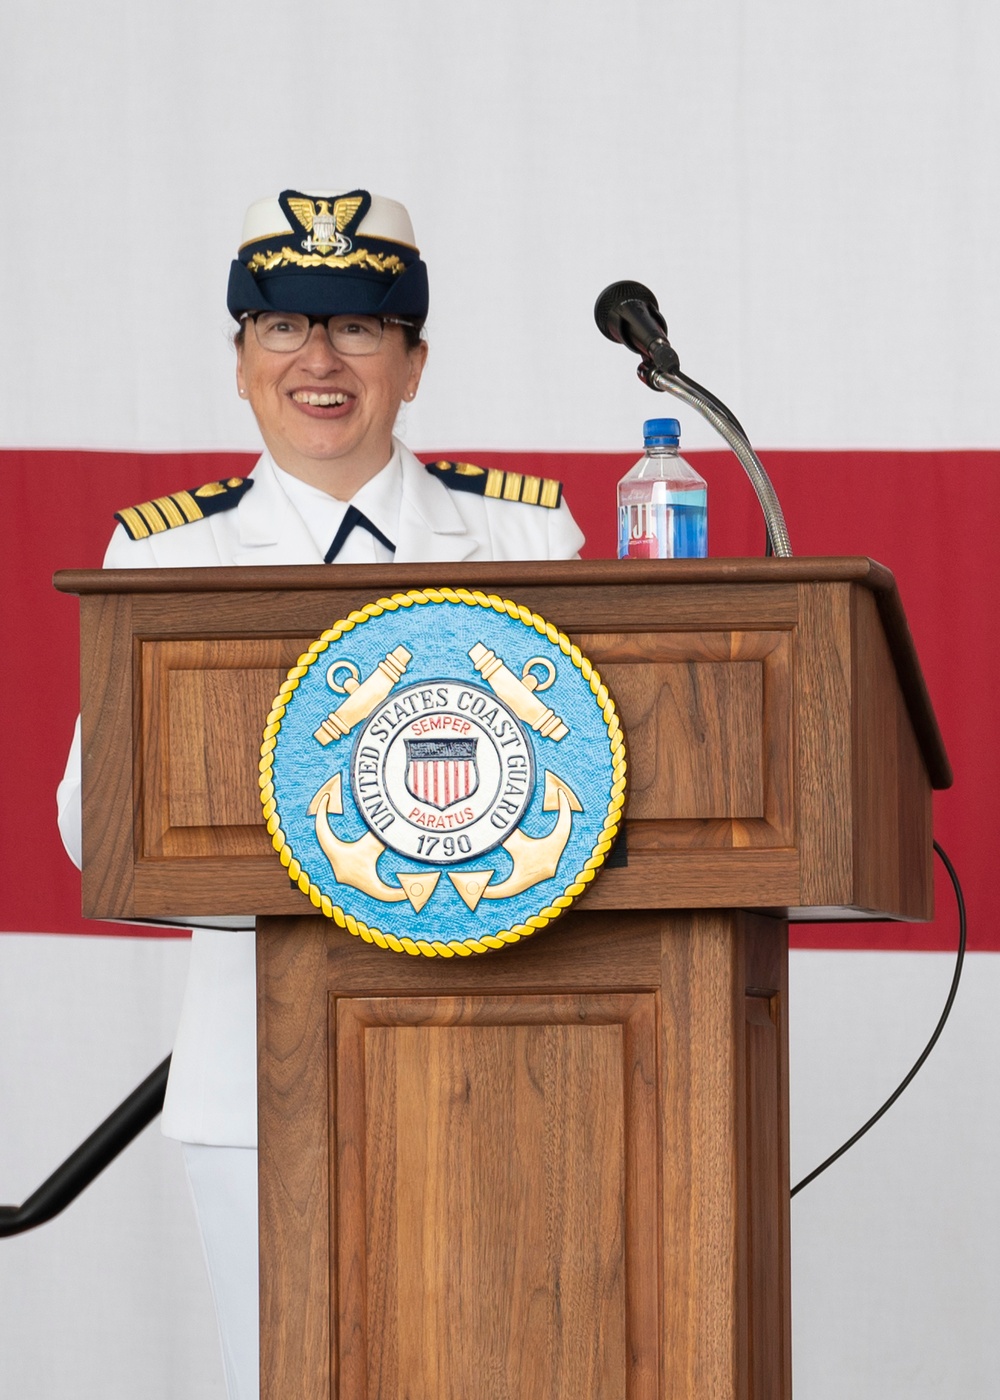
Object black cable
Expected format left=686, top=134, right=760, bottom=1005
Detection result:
left=791, top=840, right=966, bottom=1198
left=673, top=368, right=749, bottom=439
left=0, top=1055, right=171, bottom=1237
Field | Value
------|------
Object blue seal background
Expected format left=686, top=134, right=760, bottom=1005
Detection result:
left=270, top=600, right=617, bottom=945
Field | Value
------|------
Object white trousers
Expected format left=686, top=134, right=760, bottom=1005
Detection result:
left=182, top=1143, right=259, bottom=1400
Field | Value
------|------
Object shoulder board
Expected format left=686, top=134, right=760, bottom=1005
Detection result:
left=425, top=460, right=562, bottom=510
left=114, top=477, right=254, bottom=541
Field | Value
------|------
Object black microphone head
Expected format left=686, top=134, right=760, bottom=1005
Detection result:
left=594, top=280, right=662, bottom=343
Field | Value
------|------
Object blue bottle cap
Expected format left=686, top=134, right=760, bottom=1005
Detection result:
left=643, top=417, right=681, bottom=446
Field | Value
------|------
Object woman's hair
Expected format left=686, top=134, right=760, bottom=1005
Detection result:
left=398, top=318, right=426, bottom=351
left=233, top=315, right=426, bottom=352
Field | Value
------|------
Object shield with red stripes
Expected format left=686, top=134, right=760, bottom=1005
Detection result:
left=404, top=738, right=480, bottom=810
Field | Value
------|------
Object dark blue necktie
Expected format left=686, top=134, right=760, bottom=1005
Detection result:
left=324, top=505, right=395, bottom=564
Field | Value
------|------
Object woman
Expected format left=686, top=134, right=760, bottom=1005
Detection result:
left=57, top=186, right=584, bottom=1400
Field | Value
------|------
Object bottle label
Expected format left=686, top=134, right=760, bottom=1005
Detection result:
left=617, top=496, right=707, bottom=559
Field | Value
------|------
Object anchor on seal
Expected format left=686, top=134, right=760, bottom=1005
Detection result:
left=307, top=768, right=582, bottom=913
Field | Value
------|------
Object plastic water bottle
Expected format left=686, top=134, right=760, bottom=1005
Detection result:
left=617, top=418, right=707, bottom=559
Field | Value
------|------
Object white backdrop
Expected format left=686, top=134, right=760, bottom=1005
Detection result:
left=3, top=0, right=999, bottom=454
left=2, top=938, right=993, bottom=1399
left=1, top=1, right=997, bottom=1395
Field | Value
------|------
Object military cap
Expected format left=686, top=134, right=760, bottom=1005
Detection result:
left=227, top=188, right=428, bottom=321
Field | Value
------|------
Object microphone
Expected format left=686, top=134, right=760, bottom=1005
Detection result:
left=595, top=278, right=746, bottom=436
left=593, top=280, right=680, bottom=374
left=593, top=278, right=794, bottom=558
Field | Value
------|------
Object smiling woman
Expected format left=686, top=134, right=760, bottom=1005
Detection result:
left=235, top=308, right=427, bottom=496
left=55, top=185, right=585, bottom=1400
left=228, top=187, right=432, bottom=508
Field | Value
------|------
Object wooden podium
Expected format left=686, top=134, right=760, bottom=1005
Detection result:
left=57, top=558, right=949, bottom=1400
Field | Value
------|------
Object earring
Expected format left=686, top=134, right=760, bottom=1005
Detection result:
left=238, top=388, right=247, bottom=397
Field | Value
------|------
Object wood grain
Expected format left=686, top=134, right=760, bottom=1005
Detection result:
left=51, top=551, right=918, bottom=598
left=744, top=995, right=787, bottom=1399
left=601, top=658, right=764, bottom=820
left=257, top=909, right=789, bottom=1400
left=851, top=586, right=934, bottom=920
left=796, top=582, right=854, bottom=908
left=256, top=919, right=332, bottom=1400
left=79, top=592, right=136, bottom=919
left=166, top=669, right=278, bottom=828
left=140, top=638, right=305, bottom=859
left=57, top=554, right=951, bottom=785
left=84, top=579, right=803, bottom=639
left=658, top=911, right=739, bottom=1399
left=742, top=915, right=792, bottom=1400
left=70, top=561, right=942, bottom=923
left=336, top=995, right=657, bottom=1400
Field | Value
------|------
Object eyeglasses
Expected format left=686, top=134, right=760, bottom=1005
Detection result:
left=244, top=311, right=416, bottom=356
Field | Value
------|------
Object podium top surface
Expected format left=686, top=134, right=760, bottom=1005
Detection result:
left=58, top=553, right=905, bottom=595
left=55, top=555, right=950, bottom=790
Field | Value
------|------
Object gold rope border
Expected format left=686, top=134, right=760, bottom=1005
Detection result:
left=258, top=589, right=627, bottom=957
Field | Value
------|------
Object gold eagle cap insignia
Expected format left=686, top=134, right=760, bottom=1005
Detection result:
left=286, top=194, right=366, bottom=256
left=334, top=195, right=365, bottom=231
left=286, top=196, right=319, bottom=233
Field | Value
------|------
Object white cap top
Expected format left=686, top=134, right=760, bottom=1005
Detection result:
left=239, top=190, right=417, bottom=250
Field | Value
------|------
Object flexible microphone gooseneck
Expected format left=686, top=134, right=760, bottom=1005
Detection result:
left=594, top=280, right=793, bottom=558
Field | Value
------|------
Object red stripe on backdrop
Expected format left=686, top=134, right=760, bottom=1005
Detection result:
left=0, top=450, right=255, bottom=940
left=1, top=447, right=993, bottom=952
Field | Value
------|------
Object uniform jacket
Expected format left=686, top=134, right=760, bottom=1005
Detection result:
left=57, top=441, right=585, bottom=1145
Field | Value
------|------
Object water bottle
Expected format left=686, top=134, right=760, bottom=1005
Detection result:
left=617, top=418, right=707, bottom=559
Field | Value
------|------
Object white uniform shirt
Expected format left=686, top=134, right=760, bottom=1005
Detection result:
left=270, top=454, right=400, bottom=563
left=57, top=440, right=585, bottom=1146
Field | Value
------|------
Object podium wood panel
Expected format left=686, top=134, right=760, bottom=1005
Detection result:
left=342, top=999, right=646, bottom=1400
left=59, top=559, right=949, bottom=925
left=257, top=908, right=791, bottom=1400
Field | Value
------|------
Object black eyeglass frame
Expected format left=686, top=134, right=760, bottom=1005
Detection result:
left=242, top=311, right=419, bottom=356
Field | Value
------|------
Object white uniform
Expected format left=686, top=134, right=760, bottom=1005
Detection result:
left=57, top=439, right=585, bottom=1146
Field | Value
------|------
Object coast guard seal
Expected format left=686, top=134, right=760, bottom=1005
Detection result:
left=260, top=589, right=626, bottom=956
left=351, top=680, right=535, bottom=862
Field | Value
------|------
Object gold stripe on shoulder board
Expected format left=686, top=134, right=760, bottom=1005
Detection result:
left=428, top=460, right=563, bottom=509
left=115, top=505, right=152, bottom=540
left=115, top=477, right=252, bottom=541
